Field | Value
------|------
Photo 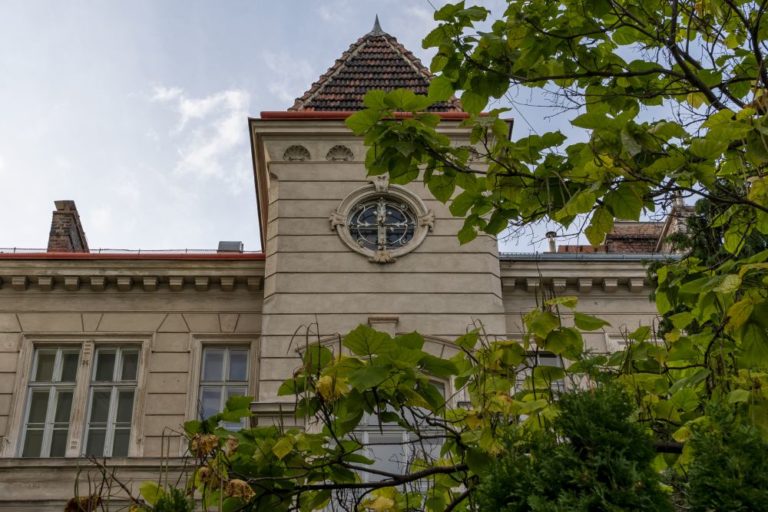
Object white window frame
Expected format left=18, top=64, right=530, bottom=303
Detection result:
left=186, top=336, right=259, bottom=430
left=18, top=347, right=80, bottom=457
left=83, top=346, right=140, bottom=457
left=353, top=380, right=448, bottom=484
left=605, top=333, right=629, bottom=352
left=515, top=351, right=565, bottom=394
left=3, top=336, right=149, bottom=459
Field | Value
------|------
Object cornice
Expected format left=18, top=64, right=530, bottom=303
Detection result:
left=500, top=258, right=652, bottom=294
left=0, top=259, right=265, bottom=293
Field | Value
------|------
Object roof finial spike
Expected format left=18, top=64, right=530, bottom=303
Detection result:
left=370, top=15, right=384, bottom=36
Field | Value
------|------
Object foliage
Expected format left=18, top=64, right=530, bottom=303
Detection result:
left=684, top=405, right=768, bottom=511
left=341, top=0, right=768, bottom=507
left=117, top=2, right=768, bottom=510
left=476, top=386, right=672, bottom=512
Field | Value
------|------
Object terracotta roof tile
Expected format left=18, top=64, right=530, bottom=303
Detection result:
left=289, top=19, right=462, bottom=112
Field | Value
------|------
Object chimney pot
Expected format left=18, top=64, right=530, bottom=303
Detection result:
left=545, top=231, right=557, bottom=253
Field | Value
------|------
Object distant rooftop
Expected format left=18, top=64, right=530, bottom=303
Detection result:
left=289, top=16, right=462, bottom=112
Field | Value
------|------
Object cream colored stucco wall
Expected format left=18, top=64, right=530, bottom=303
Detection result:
left=0, top=258, right=263, bottom=508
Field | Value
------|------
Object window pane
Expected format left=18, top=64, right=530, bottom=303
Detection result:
left=120, top=351, right=139, bottom=381
left=89, top=390, right=112, bottom=423
left=34, top=352, right=55, bottom=382
left=112, top=429, right=130, bottom=456
left=28, top=390, right=49, bottom=424
left=50, top=429, right=68, bottom=457
left=202, top=350, right=224, bottom=382
left=85, top=429, right=106, bottom=456
left=116, top=390, right=135, bottom=423
left=367, top=433, right=406, bottom=481
left=60, top=352, right=79, bottom=382
left=21, top=429, right=43, bottom=457
left=229, top=350, right=248, bottom=381
left=95, top=351, right=116, bottom=381
left=200, top=387, right=222, bottom=419
left=54, top=391, right=73, bottom=423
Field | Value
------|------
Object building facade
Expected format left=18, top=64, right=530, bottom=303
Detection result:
left=0, top=23, right=667, bottom=510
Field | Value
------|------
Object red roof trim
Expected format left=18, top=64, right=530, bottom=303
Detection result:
left=259, top=111, right=470, bottom=120
left=0, top=252, right=266, bottom=261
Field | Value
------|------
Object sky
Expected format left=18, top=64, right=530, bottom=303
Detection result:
left=0, top=0, right=569, bottom=253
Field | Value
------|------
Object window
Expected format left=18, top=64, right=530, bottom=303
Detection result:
left=198, top=347, right=249, bottom=427
left=20, top=348, right=79, bottom=457
left=84, top=347, right=139, bottom=457
left=353, top=382, right=445, bottom=483
left=16, top=342, right=143, bottom=458
left=515, top=352, right=565, bottom=394
left=330, top=181, right=434, bottom=263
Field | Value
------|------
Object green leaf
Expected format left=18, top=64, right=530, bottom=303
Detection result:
left=456, top=330, right=479, bottom=350
left=272, top=436, right=294, bottom=460
left=140, top=482, right=164, bottom=506
left=346, top=108, right=381, bottom=135
left=573, top=312, right=610, bottom=331
left=428, top=76, right=454, bottom=102
left=225, top=395, right=251, bottom=412
left=728, top=389, right=751, bottom=404
left=427, top=173, right=456, bottom=202
left=526, top=310, right=560, bottom=338
left=184, top=420, right=201, bottom=435
left=394, top=332, right=424, bottom=351
left=544, top=327, right=583, bottom=357
left=304, top=344, right=333, bottom=373
left=727, top=298, right=754, bottom=331
left=343, top=325, right=390, bottom=356
left=461, top=90, right=487, bottom=114
left=739, top=322, right=768, bottom=367
left=419, top=354, right=458, bottom=378
left=348, top=365, right=391, bottom=390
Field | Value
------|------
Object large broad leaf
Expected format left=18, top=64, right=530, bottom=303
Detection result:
left=419, top=353, right=458, bottom=378
left=139, top=482, right=164, bottom=506
left=573, top=312, right=610, bottom=331
left=526, top=310, right=560, bottom=338
left=343, top=325, right=390, bottom=356
left=348, top=365, right=391, bottom=391
left=739, top=321, right=768, bottom=368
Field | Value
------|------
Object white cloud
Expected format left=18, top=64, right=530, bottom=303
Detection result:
left=262, top=50, right=315, bottom=105
left=150, top=86, right=251, bottom=189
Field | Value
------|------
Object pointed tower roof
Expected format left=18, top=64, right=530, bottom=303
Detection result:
left=289, top=17, right=462, bottom=112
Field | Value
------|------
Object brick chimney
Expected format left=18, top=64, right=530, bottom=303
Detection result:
left=47, top=200, right=89, bottom=253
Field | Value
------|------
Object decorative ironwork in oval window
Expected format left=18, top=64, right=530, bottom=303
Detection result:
left=330, top=178, right=433, bottom=264
left=347, top=197, right=416, bottom=251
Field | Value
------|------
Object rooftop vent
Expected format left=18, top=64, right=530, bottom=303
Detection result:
left=217, top=241, right=244, bottom=253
